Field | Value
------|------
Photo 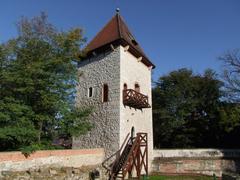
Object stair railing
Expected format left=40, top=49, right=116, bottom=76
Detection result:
left=102, top=132, right=148, bottom=180
left=121, top=133, right=148, bottom=179
left=102, top=133, right=130, bottom=172
left=121, top=133, right=141, bottom=177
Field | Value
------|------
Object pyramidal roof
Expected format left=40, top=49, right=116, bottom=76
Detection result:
left=85, top=10, right=155, bottom=68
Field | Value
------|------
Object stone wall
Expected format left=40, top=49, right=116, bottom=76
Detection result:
left=73, top=47, right=121, bottom=156
left=152, top=149, right=240, bottom=177
left=0, top=148, right=106, bottom=180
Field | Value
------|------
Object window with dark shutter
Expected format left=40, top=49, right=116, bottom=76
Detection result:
left=103, top=84, right=108, bottom=102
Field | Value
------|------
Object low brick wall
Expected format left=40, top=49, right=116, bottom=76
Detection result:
left=0, top=148, right=106, bottom=179
left=152, top=149, right=240, bottom=177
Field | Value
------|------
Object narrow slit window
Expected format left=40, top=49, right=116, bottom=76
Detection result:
left=103, top=84, right=108, bottom=102
left=88, top=87, right=93, bottom=97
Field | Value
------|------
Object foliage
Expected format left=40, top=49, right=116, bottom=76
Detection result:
left=218, top=103, right=240, bottom=133
left=20, top=141, right=64, bottom=157
left=0, top=13, right=91, bottom=152
left=153, top=68, right=240, bottom=148
left=58, top=108, right=93, bottom=137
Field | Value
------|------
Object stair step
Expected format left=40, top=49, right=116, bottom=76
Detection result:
left=104, top=133, right=147, bottom=180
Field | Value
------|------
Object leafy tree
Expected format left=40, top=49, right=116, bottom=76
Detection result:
left=0, top=13, right=91, bottom=152
left=218, top=103, right=240, bottom=133
left=152, top=68, right=240, bottom=148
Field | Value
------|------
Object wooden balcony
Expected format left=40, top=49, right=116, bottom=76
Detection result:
left=123, top=89, right=151, bottom=109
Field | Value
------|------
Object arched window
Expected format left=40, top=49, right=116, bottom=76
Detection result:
left=123, top=83, right=128, bottom=90
left=103, top=84, right=108, bottom=102
left=134, top=83, right=140, bottom=92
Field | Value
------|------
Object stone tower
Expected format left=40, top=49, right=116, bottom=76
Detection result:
left=73, top=10, right=155, bottom=159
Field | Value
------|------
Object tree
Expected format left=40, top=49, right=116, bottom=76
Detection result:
left=0, top=13, right=91, bottom=152
left=153, top=68, right=228, bottom=148
left=219, top=49, right=240, bottom=102
left=217, top=49, right=240, bottom=148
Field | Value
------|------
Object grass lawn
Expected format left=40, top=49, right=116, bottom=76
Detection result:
left=144, top=175, right=215, bottom=180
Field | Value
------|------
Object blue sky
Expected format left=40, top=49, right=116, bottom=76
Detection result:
left=0, top=0, right=240, bottom=81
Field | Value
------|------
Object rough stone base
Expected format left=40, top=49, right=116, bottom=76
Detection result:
left=0, top=165, right=107, bottom=180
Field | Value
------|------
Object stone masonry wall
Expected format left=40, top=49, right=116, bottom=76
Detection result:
left=73, top=47, right=121, bottom=156
left=152, top=149, right=240, bottom=177
left=0, top=148, right=106, bottom=180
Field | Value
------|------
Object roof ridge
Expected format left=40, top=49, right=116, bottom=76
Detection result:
left=116, top=12, right=122, bottom=38
left=84, top=11, right=155, bottom=68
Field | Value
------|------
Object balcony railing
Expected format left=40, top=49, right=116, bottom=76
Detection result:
left=123, top=89, right=151, bottom=109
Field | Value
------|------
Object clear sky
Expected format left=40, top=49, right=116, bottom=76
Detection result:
left=0, top=0, right=240, bottom=81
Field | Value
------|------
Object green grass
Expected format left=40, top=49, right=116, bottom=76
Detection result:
left=146, top=175, right=214, bottom=180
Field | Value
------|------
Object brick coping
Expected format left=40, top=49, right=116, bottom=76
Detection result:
left=0, top=148, right=104, bottom=162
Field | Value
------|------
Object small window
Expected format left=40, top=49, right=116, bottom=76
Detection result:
left=123, top=83, right=128, bottom=90
left=88, top=87, right=93, bottom=97
left=103, top=84, right=108, bottom=102
left=135, top=83, right=140, bottom=92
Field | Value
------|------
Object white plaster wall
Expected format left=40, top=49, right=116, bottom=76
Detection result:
left=119, top=46, right=153, bottom=162
left=153, top=149, right=240, bottom=158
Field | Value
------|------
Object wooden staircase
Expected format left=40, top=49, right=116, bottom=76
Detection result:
left=102, top=133, right=148, bottom=180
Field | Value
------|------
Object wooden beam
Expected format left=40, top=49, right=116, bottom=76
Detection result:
left=110, top=44, right=115, bottom=51
left=137, top=56, right=142, bottom=62
left=92, top=51, right=97, bottom=56
left=124, top=45, right=130, bottom=52
left=148, top=65, right=153, bottom=70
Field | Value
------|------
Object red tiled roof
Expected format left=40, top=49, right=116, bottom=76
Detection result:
left=85, top=12, right=155, bottom=68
